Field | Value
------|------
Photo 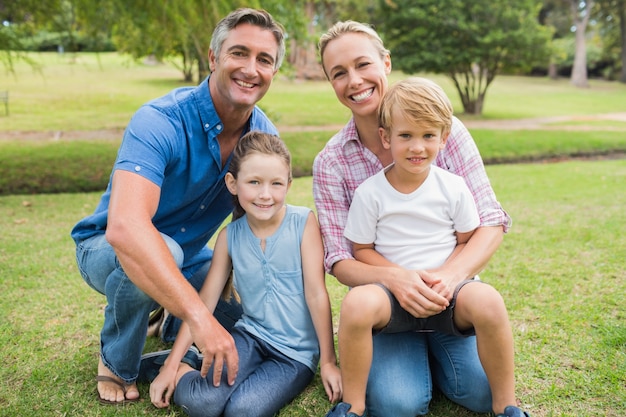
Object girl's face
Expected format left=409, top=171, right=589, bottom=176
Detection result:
left=225, top=152, right=291, bottom=223
left=321, top=32, right=391, bottom=119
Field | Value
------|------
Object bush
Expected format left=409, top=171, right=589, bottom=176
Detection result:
left=0, top=141, right=118, bottom=195
left=2, top=127, right=626, bottom=196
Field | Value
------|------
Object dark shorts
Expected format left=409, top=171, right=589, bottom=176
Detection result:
left=375, top=279, right=484, bottom=337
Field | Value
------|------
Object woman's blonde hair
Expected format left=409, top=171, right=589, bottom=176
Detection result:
left=318, top=20, right=390, bottom=78
left=379, top=77, right=453, bottom=137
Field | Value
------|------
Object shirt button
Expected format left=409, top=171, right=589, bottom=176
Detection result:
left=200, top=205, right=205, bottom=210
left=180, top=227, right=186, bottom=233
left=134, top=165, right=141, bottom=172
left=216, top=124, right=222, bottom=131
left=204, top=123, right=209, bottom=129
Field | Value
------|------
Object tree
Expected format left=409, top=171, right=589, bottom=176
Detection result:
left=0, top=0, right=61, bottom=74
left=105, top=0, right=314, bottom=83
left=570, top=0, right=595, bottom=87
left=379, top=0, right=552, bottom=115
left=596, top=0, right=626, bottom=82
left=107, top=0, right=258, bottom=83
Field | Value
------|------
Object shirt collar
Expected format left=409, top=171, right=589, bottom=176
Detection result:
left=340, top=117, right=362, bottom=148
left=194, top=76, right=223, bottom=135
left=193, top=75, right=260, bottom=136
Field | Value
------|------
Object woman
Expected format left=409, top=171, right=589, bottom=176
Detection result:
left=313, top=21, right=512, bottom=417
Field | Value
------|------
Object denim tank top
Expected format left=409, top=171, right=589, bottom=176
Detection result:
left=227, top=205, right=319, bottom=372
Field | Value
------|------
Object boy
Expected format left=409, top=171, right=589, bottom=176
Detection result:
left=325, top=77, right=529, bottom=417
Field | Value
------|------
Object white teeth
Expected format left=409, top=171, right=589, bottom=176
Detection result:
left=351, top=88, right=373, bottom=102
left=236, top=80, right=254, bottom=88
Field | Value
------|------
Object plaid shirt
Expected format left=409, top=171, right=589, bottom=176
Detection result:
left=313, top=116, right=512, bottom=274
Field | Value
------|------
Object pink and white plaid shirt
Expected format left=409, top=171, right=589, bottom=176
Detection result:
left=313, top=116, right=512, bottom=274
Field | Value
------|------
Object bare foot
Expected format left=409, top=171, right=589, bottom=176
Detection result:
left=97, top=356, right=140, bottom=404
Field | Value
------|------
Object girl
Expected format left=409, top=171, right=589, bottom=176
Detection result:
left=313, top=21, right=522, bottom=417
left=145, top=131, right=341, bottom=417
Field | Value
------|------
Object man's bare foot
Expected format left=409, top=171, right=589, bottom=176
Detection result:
left=97, top=356, right=140, bottom=404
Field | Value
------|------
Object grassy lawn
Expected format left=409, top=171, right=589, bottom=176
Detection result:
left=1, top=52, right=625, bottom=416
left=1, top=160, right=625, bottom=417
left=1, top=52, right=626, bottom=132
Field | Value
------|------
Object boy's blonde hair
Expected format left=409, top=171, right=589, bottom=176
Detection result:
left=379, top=77, right=453, bottom=137
left=318, top=20, right=390, bottom=79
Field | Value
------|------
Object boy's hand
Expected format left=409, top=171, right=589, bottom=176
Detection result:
left=420, top=268, right=466, bottom=302
left=387, top=268, right=449, bottom=318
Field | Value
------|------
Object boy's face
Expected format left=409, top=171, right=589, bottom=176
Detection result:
left=380, top=109, right=448, bottom=180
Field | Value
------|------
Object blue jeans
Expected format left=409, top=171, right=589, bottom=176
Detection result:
left=75, top=233, right=242, bottom=384
left=174, top=327, right=314, bottom=417
left=366, top=331, right=492, bottom=417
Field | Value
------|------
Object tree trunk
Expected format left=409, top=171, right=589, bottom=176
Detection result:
left=291, top=1, right=325, bottom=80
left=618, top=1, right=626, bottom=83
left=570, top=0, right=593, bottom=88
left=548, top=62, right=559, bottom=79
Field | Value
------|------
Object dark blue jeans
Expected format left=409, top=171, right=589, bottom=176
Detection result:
left=174, top=327, right=314, bottom=417
left=75, top=233, right=242, bottom=383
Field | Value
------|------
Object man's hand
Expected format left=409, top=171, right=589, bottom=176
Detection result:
left=189, top=316, right=238, bottom=387
left=386, top=267, right=449, bottom=318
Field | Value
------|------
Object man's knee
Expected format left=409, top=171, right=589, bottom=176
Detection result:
left=160, top=233, right=184, bottom=268
left=367, top=386, right=430, bottom=417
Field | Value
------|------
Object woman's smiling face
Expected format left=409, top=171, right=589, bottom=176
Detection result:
left=321, top=32, right=391, bottom=119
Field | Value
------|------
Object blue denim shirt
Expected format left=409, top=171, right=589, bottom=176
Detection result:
left=71, top=76, right=278, bottom=267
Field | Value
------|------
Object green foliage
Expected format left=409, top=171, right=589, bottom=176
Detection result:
left=379, top=0, right=552, bottom=114
left=109, top=0, right=299, bottom=82
left=551, top=35, right=604, bottom=68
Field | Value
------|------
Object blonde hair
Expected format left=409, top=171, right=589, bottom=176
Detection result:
left=228, top=131, right=292, bottom=221
left=379, top=77, right=453, bottom=136
left=318, top=20, right=390, bottom=78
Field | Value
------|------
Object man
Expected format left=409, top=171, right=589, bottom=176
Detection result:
left=71, top=8, right=286, bottom=405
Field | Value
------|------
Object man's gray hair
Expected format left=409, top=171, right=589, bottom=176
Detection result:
left=210, top=8, right=286, bottom=70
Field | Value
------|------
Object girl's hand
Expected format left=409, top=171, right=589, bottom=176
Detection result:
left=320, top=362, right=343, bottom=403
left=149, top=365, right=178, bottom=408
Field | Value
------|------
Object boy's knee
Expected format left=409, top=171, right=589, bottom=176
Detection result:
left=341, top=285, right=389, bottom=326
left=457, top=282, right=507, bottom=320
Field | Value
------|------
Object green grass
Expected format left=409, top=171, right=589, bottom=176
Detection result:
left=1, top=161, right=625, bottom=417
left=2, top=52, right=626, bottom=132
left=1, top=52, right=626, bottom=416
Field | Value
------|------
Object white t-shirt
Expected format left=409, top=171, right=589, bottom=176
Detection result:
left=344, top=164, right=480, bottom=270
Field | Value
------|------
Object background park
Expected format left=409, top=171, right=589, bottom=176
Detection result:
left=1, top=1, right=625, bottom=416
